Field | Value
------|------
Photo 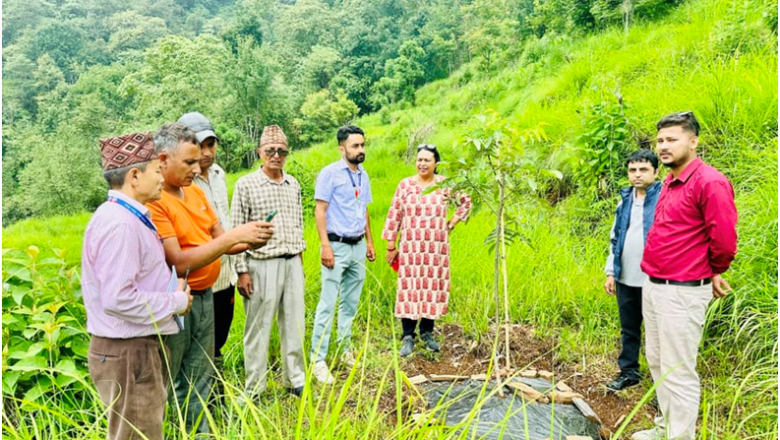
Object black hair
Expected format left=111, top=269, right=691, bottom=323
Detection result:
left=337, top=125, right=365, bottom=145
left=417, top=144, right=441, bottom=174
left=656, top=111, right=700, bottom=136
left=625, top=149, right=659, bottom=170
left=103, top=161, right=151, bottom=189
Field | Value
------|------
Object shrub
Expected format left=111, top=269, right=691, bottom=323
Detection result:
left=2, top=247, right=91, bottom=413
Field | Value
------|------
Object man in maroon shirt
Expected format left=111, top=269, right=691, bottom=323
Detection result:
left=633, top=112, right=738, bottom=440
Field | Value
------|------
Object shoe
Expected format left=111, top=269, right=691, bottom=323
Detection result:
left=287, top=385, right=304, bottom=397
left=606, top=373, right=641, bottom=391
left=631, top=427, right=665, bottom=440
left=400, top=336, right=415, bottom=357
left=420, top=332, right=440, bottom=352
left=313, top=361, right=335, bottom=384
left=341, top=350, right=357, bottom=368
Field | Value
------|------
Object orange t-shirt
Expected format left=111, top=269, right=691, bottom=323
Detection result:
left=147, top=185, right=221, bottom=291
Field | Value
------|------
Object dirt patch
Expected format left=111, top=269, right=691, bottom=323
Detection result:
left=389, top=323, right=657, bottom=438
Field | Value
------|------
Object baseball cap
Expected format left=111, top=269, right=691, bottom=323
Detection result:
left=177, top=112, right=219, bottom=144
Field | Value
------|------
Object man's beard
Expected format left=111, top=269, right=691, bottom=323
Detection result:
left=347, top=153, right=365, bottom=164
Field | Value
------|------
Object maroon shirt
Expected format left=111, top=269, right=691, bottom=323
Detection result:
left=641, top=158, right=738, bottom=281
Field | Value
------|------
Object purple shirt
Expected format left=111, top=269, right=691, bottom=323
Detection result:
left=641, top=158, right=738, bottom=281
left=82, top=190, right=188, bottom=338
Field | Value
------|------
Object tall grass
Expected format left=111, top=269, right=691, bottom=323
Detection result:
left=3, top=0, right=777, bottom=437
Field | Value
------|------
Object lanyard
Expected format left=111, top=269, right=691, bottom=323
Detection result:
left=345, top=168, right=362, bottom=200
left=107, top=196, right=158, bottom=236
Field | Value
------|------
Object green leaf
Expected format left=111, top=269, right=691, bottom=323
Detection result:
left=6, top=267, right=32, bottom=283
left=54, top=359, right=79, bottom=375
left=22, top=378, right=53, bottom=402
left=26, top=246, right=40, bottom=260
left=71, top=341, right=89, bottom=358
left=3, top=371, right=21, bottom=394
left=10, top=285, right=29, bottom=305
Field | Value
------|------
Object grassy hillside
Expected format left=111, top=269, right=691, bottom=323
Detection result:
left=2, top=0, right=777, bottom=438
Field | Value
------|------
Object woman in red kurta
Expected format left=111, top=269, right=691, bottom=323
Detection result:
left=382, top=145, right=471, bottom=357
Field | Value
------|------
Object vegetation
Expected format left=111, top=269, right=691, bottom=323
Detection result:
left=2, top=0, right=777, bottom=438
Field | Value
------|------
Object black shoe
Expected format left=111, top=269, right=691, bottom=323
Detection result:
left=400, top=335, right=415, bottom=357
left=606, top=373, right=641, bottom=391
left=421, top=332, right=440, bottom=352
left=287, top=386, right=304, bottom=398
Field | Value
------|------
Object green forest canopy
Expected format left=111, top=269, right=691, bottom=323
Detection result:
left=3, top=0, right=750, bottom=224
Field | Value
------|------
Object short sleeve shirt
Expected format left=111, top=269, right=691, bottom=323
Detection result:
left=147, top=185, right=221, bottom=290
left=314, top=159, right=372, bottom=237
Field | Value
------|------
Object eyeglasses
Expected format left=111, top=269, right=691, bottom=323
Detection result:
left=263, top=148, right=289, bottom=157
left=417, top=144, right=437, bottom=151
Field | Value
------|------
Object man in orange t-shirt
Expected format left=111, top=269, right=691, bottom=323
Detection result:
left=148, top=123, right=274, bottom=435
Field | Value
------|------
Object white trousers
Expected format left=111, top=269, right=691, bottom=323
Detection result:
left=243, top=257, right=306, bottom=395
left=643, top=278, right=712, bottom=440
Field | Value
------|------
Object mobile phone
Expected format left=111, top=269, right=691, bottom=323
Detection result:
left=183, top=266, right=191, bottom=287
left=265, top=210, right=278, bottom=222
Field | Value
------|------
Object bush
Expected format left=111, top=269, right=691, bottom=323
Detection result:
left=2, top=246, right=91, bottom=411
left=15, top=130, right=106, bottom=218
left=293, top=89, right=359, bottom=145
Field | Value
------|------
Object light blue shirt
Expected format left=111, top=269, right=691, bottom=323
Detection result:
left=314, top=159, right=372, bottom=237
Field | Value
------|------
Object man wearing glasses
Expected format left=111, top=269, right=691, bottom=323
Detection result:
left=632, top=111, right=738, bottom=440
left=231, top=125, right=307, bottom=398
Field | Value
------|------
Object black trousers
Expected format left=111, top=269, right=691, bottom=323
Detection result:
left=213, top=284, right=235, bottom=358
left=401, top=318, right=434, bottom=339
left=616, top=282, right=643, bottom=379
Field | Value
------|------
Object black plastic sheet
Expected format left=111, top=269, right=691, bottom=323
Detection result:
left=422, top=379, right=601, bottom=440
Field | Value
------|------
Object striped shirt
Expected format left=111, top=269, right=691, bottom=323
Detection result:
left=81, top=190, right=188, bottom=338
left=193, top=164, right=237, bottom=291
left=231, top=168, right=306, bottom=273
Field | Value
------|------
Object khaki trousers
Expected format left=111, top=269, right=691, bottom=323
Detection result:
left=244, top=256, right=306, bottom=395
left=643, top=279, right=712, bottom=440
left=88, top=335, right=168, bottom=440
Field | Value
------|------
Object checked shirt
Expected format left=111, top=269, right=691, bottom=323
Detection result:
left=231, top=169, right=306, bottom=273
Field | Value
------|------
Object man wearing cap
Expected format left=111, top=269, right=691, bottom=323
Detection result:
left=232, top=125, right=307, bottom=398
left=310, top=125, right=376, bottom=384
left=147, top=123, right=274, bottom=435
left=83, top=132, right=193, bottom=440
left=178, top=112, right=237, bottom=370
left=632, top=111, right=738, bottom=440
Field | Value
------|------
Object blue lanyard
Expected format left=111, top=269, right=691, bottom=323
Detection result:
left=107, top=196, right=158, bottom=235
left=345, top=168, right=362, bottom=200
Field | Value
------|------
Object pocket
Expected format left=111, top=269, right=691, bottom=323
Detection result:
left=678, top=285, right=711, bottom=326
left=87, top=350, right=122, bottom=379
left=133, top=343, right=152, bottom=383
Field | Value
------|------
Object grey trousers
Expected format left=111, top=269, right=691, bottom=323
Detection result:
left=165, top=289, right=214, bottom=435
left=243, top=256, right=306, bottom=395
left=311, top=240, right=367, bottom=363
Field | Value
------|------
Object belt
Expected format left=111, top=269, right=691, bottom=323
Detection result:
left=275, top=253, right=299, bottom=260
left=649, top=276, right=711, bottom=287
left=327, top=233, right=364, bottom=245
left=190, top=288, right=210, bottom=296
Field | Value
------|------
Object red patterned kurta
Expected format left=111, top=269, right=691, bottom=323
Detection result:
left=381, top=176, right=471, bottom=320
